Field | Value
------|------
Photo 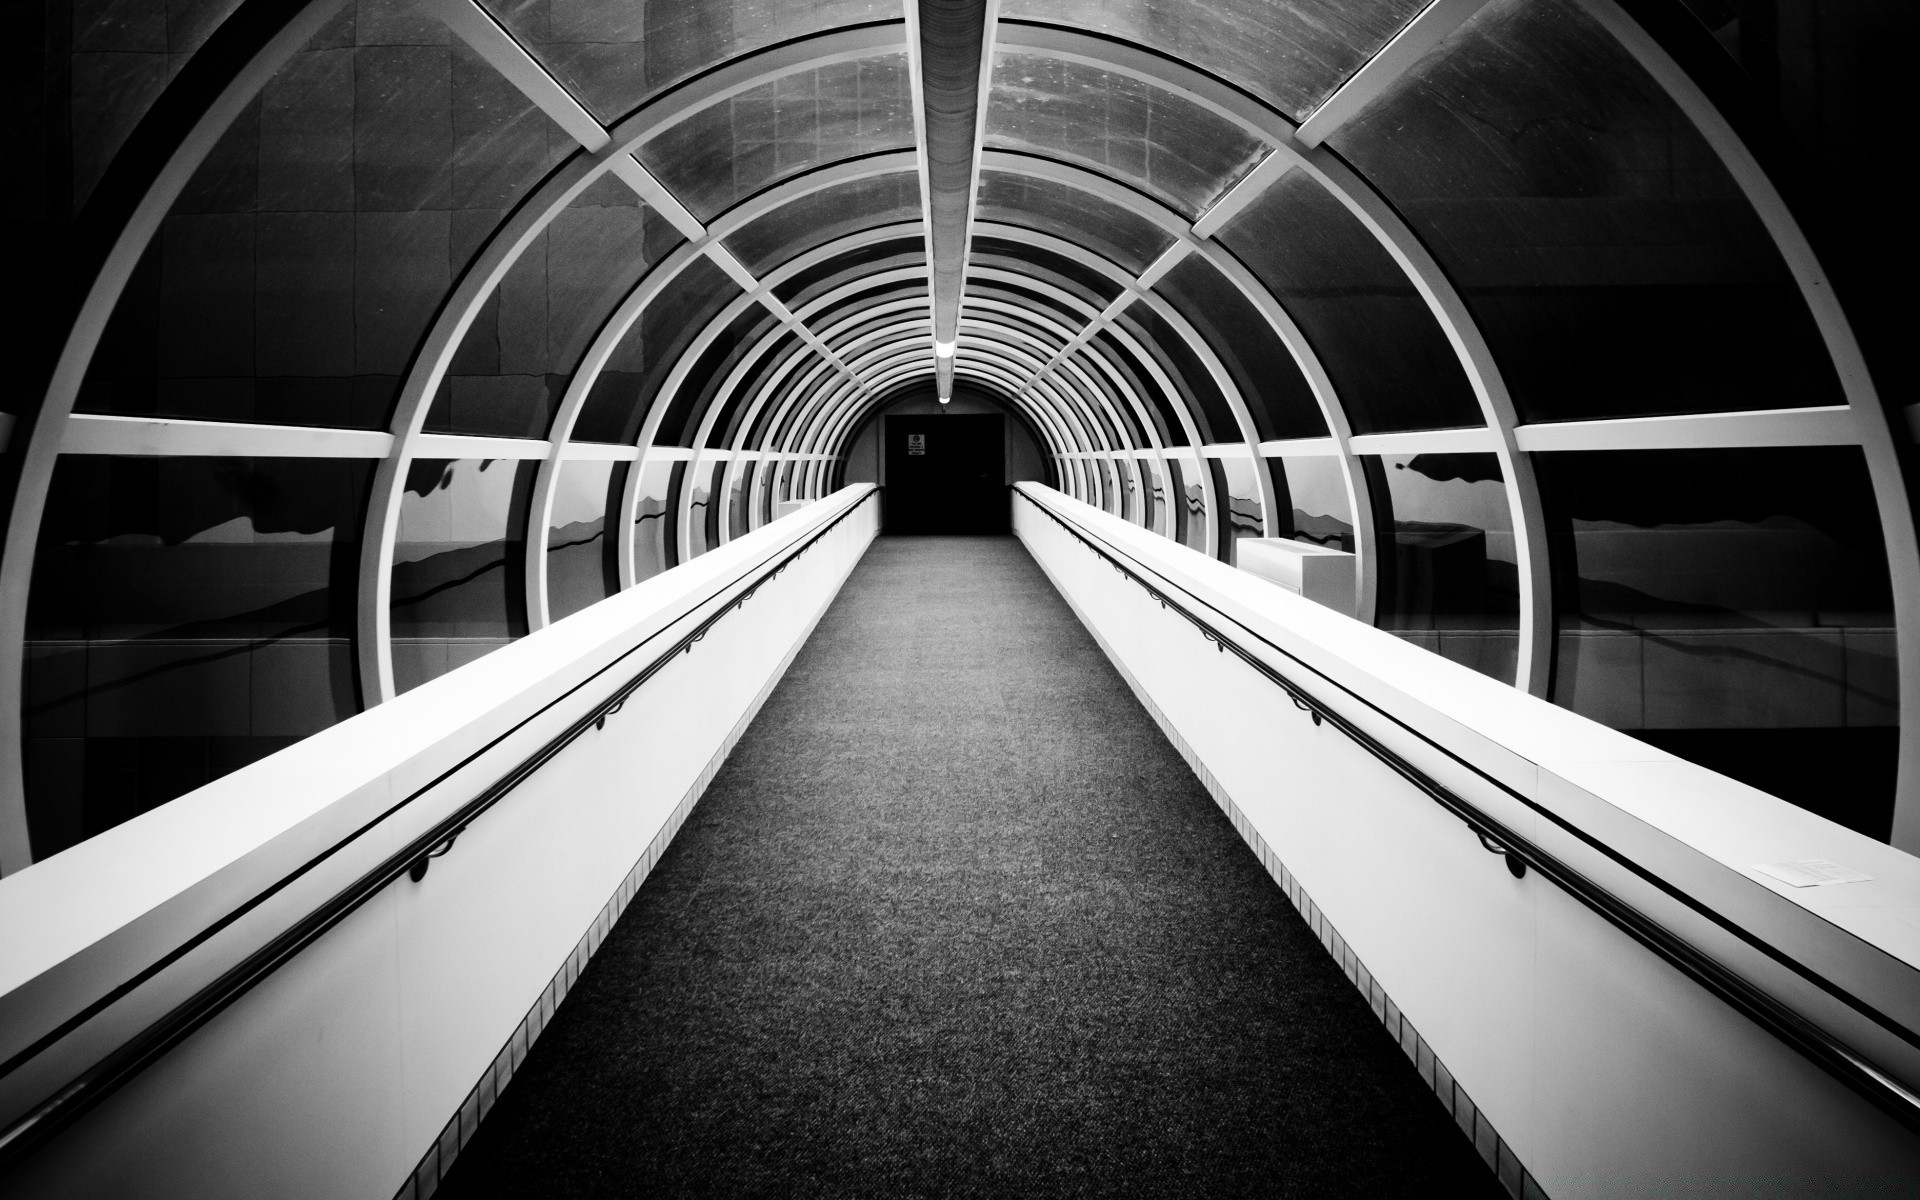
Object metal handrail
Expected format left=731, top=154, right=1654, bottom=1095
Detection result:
left=1015, top=485, right=1920, bottom=1137
left=0, top=487, right=878, bottom=1173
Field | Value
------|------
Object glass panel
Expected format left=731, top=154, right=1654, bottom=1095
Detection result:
left=70, top=0, right=250, bottom=207
left=773, top=238, right=923, bottom=305
left=1212, top=455, right=1265, bottom=560
left=971, top=236, right=1122, bottom=307
left=1001, top=0, right=1427, bottom=122
left=479, top=0, right=899, bottom=125
left=1113, top=307, right=1238, bottom=444
left=1274, top=454, right=1354, bottom=552
left=654, top=306, right=783, bottom=447
left=24, top=456, right=366, bottom=859
left=77, top=13, right=569, bottom=429
left=728, top=461, right=755, bottom=538
left=1137, top=457, right=1160, bottom=531
left=547, top=458, right=623, bottom=621
left=1170, top=458, right=1206, bottom=552
left=391, top=457, right=536, bottom=693
left=973, top=171, right=1175, bottom=274
left=1216, top=172, right=1480, bottom=434
left=1328, top=0, right=1842, bottom=423
left=1155, top=255, right=1325, bottom=441
left=432, top=175, right=678, bottom=437
left=1537, top=447, right=1896, bottom=838
left=631, top=458, right=678, bottom=581
left=720, top=171, right=921, bottom=275
left=573, top=255, right=743, bottom=444
left=638, top=56, right=913, bottom=222
left=986, top=52, right=1269, bottom=219
left=682, top=458, right=723, bottom=559
left=1082, top=335, right=1186, bottom=446
left=1366, top=452, right=1518, bottom=683
left=712, top=332, right=803, bottom=447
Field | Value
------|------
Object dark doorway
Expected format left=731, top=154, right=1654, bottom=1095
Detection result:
left=885, top=414, right=1006, bottom=534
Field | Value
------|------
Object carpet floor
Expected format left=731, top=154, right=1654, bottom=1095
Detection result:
left=435, top=535, right=1502, bottom=1198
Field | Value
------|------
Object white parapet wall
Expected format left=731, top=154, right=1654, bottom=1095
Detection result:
left=1014, top=483, right=1920, bottom=1197
left=0, top=485, right=880, bottom=1200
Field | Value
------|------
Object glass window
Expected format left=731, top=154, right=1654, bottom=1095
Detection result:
left=1136, top=456, right=1161, bottom=531
left=70, top=0, right=250, bottom=207
left=720, top=171, right=922, bottom=275
left=24, top=456, right=367, bottom=859
left=654, top=306, right=784, bottom=448
left=1081, top=335, right=1187, bottom=446
left=1001, top=0, right=1426, bottom=122
left=1328, top=0, right=1842, bottom=423
left=431, top=175, right=679, bottom=438
left=478, top=0, right=899, bottom=126
left=1113, top=307, right=1238, bottom=444
left=971, top=236, right=1124, bottom=307
left=631, top=458, right=679, bottom=581
left=682, top=458, right=724, bottom=559
left=547, top=459, right=624, bottom=621
left=391, top=457, right=536, bottom=693
left=1169, top=458, right=1207, bottom=552
left=973, top=171, right=1176, bottom=275
left=1213, top=455, right=1267, bottom=555
left=1215, top=171, right=1481, bottom=434
left=986, top=52, right=1269, bottom=219
left=727, top=461, right=755, bottom=539
left=572, top=255, right=743, bottom=444
left=637, top=56, right=914, bottom=222
left=1155, top=255, right=1326, bottom=441
left=1537, top=447, right=1896, bottom=838
left=773, top=238, right=923, bottom=305
left=711, top=332, right=805, bottom=448
left=1366, top=452, right=1518, bottom=682
left=77, top=15, right=569, bottom=429
left=1273, top=455, right=1354, bottom=553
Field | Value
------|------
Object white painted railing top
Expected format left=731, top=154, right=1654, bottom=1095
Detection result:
left=1014, top=482, right=1920, bottom=1015
left=0, top=485, right=877, bottom=1026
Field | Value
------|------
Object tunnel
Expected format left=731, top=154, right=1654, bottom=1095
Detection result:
left=0, top=0, right=1917, bottom=1194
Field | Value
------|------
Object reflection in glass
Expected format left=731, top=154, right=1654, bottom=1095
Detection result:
left=477, top=0, right=897, bottom=125
left=391, top=458, right=536, bottom=693
left=728, top=462, right=755, bottom=539
left=1169, top=458, right=1207, bottom=552
left=79, top=9, right=568, bottom=429
left=683, top=459, right=723, bottom=559
left=1140, top=457, right=1164, bottom=533
left=547, top=459, right=624, bottom=621
left=24, top=456, right=367, bottom=858
left=986, top=52, right=1268, bottom=218
left=1329, top=0, right=1841, bottom=423
left=1215, top=172, right=1480, bottom=434
left=1211, top=456, right=1265, bottom=561
left=1366, top=453, right=1517, bottom=682
left=631, top=459, right=679, bottom=582
left=1538, top=448, right=1896, bottom=837
left=432, top=175, right=676, bottom=438
left=1274, top=455, right=1354, bottom=552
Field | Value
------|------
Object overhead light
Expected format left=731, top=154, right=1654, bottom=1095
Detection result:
left=933, top=340, right=956, bottom=358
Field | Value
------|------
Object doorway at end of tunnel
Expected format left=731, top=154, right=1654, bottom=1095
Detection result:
left=884, top=413, right=1006, bottom=534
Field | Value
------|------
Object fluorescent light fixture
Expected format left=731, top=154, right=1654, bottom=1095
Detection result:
left=933, top=340, right=956, bottom=358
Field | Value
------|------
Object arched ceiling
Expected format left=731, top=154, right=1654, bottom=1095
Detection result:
left=3, top=0, right=1917, bottom=868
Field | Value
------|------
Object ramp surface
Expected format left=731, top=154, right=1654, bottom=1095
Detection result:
left=438, top=535, right=1498, bottom=1198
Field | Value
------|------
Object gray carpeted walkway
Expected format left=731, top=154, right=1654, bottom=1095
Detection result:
left=436, top=536, right=1500, bottom=1198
